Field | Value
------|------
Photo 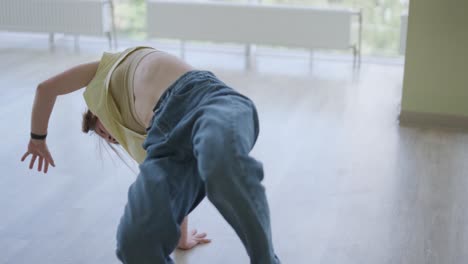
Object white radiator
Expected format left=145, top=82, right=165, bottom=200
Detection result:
left=0, top=0, right=115, bottom=48
left=147, top=0, right=361, bottom=66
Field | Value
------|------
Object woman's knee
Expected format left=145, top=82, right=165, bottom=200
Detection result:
left=202, top=154, right=265, bottom=202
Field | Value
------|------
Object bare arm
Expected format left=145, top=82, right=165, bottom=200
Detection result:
left=31, top=61, right=99, bottom=135
left=22, top=61, right=100, bottom=173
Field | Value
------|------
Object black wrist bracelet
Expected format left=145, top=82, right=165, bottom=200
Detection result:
left=31, top=132, right=47, bottom=140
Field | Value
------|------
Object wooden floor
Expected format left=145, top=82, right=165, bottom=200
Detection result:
left=1, top=33, right=468, bottom=264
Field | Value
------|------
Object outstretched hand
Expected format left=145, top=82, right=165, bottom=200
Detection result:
left=177, top=229, right=212, bottom=250
left=21, top=139, right=55, bottom=174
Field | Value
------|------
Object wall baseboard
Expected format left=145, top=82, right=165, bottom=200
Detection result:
left=399, top=110, right=468, bottom=131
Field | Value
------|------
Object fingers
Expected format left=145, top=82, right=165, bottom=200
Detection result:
left=38, top=157, right=43, bottom=172
left=195, top=232, right=207, bottom=238
left=22, top=148, right=54, bottom=173
left=46, top=151, right=55, bottom=167
left=194, top=232, right=211, bottom=244
left=21, top=152, right=30, bottom=162
left=44, top=161, right=49, bottom=174
left=22, top=151, right=54, bottom=173
left=198, top=238, right=211, bottom=244
left=29, top=155, right=37, bottom=169
left=178, top=232, right=211, bottom=250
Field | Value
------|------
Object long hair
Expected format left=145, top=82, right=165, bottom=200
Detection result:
left=82, top=108, right=138, bottom=175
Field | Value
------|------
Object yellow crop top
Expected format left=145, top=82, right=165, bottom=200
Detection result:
left=83, top=46, right=153, bottom=164
left=109, top=48, right=157, bottom=136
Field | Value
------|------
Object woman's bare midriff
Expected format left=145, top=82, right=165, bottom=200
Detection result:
left=132, top=51, right=196, bottom=129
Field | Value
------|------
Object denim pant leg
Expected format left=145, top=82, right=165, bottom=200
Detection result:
left=191, top=95, right=280, bottom=264
left=115, top=126, right=205, bottom=264
left=116, top=70, right=279, bottom=264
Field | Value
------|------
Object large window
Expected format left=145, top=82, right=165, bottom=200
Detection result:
left=113, top=0, right=409, bottom=56
left=113, top=0, right=146, bottom=39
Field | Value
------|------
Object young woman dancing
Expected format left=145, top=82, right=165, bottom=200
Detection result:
left=21, top=46, right=280, bottom=264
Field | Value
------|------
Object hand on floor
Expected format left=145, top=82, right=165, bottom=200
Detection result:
left=177, top=229, right=211, bottom=250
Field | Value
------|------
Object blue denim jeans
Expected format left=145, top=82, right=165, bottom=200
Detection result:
left=115, top=70, right=280, bottom=264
